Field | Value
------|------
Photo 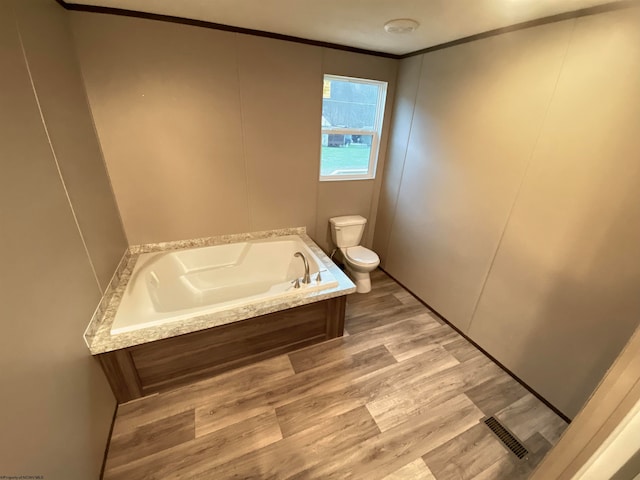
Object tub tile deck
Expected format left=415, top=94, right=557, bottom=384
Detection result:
left=103, top=269, right=568, bottom=480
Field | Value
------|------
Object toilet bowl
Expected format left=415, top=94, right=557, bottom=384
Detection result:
left=329, top=215, right=380, bottom=294
left=341, top=245, right=380, bottom=293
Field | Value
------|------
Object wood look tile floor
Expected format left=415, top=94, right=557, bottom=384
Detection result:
left=103, top=270, right=568, bottom=480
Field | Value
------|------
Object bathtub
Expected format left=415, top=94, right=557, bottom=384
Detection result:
left=111, top=235, right=339, bottom=334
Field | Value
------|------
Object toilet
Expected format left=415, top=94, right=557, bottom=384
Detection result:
left=329, top=215, right=380, bottom=294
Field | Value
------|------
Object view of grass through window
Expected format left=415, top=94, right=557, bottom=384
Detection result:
left=320, top=142, right=372, bottom=176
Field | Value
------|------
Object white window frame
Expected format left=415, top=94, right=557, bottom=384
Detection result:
left=320, top=74, right=388, bottom=182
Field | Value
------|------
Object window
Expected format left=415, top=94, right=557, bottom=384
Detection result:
left=320, top=75, right=387, bottom=181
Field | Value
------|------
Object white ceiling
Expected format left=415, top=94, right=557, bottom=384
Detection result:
left=67, top=0, right=623, bottom=55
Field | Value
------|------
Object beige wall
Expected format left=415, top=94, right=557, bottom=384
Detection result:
left=375, top=6, right=640, bottom=418
left=532, top=322, right=640, bottom=479
left=469, top=8, right=640, bottom=417
left=0, top=0, right=127, bottom=477
left=382, top=21, right=574, bottom=332
left=70, top=12, right=397, bottom=251
left=15, top=1, right=127, bottom=290
left=372, top=54, right=422, bottom=261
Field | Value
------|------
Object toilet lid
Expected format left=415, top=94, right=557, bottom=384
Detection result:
left=345, top=246, right=379, bottom=265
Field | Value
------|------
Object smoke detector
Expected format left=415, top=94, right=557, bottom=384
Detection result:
left=384, top=19, right=420, bottom=34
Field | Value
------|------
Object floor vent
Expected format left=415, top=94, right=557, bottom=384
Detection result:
left=483, top=416, right=529, bottom=460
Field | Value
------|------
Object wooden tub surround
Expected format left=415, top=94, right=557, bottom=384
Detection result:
left=98, top=296, right=347, bottom=403
left=83, top=228, right=356, bottom=404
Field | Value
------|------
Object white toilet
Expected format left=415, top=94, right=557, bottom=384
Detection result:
left=329, top=215, right=380, bottom=294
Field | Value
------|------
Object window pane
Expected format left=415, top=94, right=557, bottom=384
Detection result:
left=319, top=75, right=386, bottom=181
left=322, top=79, right=379, bottom=129
left=320, top=134, right=373, bottom=177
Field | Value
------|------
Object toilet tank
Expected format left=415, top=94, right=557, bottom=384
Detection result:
left=329, top=215, right=367, bottom=248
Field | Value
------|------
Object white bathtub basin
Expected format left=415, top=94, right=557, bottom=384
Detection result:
left=110, top=235, right=339, bottom=334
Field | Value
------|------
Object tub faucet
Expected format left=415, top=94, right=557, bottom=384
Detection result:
left=294, top=251, right=311, bottom=285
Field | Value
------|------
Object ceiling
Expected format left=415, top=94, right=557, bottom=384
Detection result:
left=66, top=0, right=623, bottom=55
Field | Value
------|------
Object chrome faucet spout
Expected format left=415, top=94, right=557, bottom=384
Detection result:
left=294, top=251, right=311, bottom=284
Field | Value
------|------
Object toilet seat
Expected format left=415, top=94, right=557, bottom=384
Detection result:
left=344, top=246, right=379, bottom=267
